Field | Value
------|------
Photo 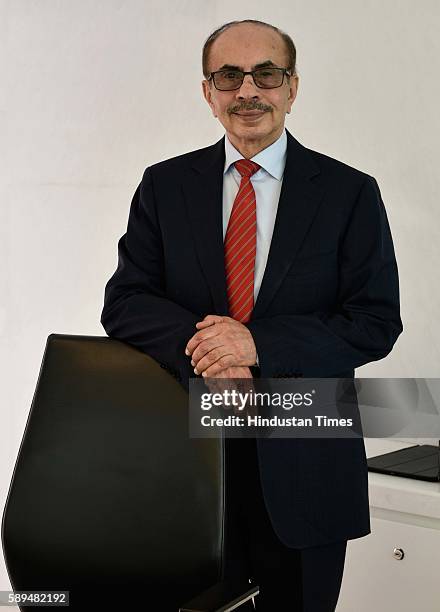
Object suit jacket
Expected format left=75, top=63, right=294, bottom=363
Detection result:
left=101, top=129, right=403, bottom=548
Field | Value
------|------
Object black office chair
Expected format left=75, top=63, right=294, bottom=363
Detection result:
left=2, top=334, right=258, bottom=611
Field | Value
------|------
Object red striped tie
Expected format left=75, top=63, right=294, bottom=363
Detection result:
left=224, top=159, right=261, bottom=323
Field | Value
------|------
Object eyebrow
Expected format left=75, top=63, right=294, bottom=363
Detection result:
left=217, top=60, right=277, bottom=71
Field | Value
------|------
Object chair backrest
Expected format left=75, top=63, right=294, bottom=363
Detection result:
left=2, top=334, right=224, bottom=610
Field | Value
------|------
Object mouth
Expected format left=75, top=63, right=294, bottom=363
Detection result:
left=234, top=110, right=266, bottom=118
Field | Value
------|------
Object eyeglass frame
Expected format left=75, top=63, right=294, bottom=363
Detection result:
left=207, top=67, right=293, bottom=91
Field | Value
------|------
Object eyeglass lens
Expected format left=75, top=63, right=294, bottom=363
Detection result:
left=213, top=68, right=285, bottom=90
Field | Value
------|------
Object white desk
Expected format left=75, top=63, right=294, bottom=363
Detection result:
left=338, top=438, right=440, bottom=611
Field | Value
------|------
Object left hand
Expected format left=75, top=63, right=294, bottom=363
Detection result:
left=185, top=315, right=257, bottom=377
left=202, top=366, right=255, bottom=416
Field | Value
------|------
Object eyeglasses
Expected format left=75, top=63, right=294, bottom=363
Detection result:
left=208, top=67, right=292, bottom=91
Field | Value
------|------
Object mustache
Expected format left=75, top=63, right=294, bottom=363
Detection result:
left=227, top=101, right=273, bottom=115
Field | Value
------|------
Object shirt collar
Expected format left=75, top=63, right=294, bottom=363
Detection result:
left=223, top=128, right=287, bottom=180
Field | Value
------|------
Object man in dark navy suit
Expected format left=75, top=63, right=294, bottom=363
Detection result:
left=101, top=19, right=402, bottom=611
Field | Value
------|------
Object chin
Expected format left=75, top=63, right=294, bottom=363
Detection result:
left=234, top=123, right=269, bottom=137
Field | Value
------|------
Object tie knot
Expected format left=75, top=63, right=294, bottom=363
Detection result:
left=234, top=159, right=261, bottom=178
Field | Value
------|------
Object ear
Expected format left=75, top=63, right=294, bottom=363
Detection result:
left=202, top=80, right=218, bottom=117
left=286, top=74, right=299, bottom=114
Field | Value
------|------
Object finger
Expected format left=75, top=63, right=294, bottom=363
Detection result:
left=195, top=317, right=221, bottom=330
left=191, top=335, right=230, bottom=366
left=195, top=321, right=214, bottom=329
left=191, top=332, right=229, bottom=365
left=194, top=347, right=230, bottom=374
left=196, top=315, right=224, bottom=328
left=190, top=337, right=216, bottom=367
left=200, top=354, right=235, bottom=377
left=185, top=325, right=223, bottom=356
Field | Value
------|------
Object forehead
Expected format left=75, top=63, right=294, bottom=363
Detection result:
left=209, top=24, right=287, bottom=71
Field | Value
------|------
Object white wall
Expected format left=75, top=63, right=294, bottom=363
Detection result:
left=2, top=0, right=439, bottom=591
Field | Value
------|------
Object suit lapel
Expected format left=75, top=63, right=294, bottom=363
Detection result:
left=251, top=130, right=325, bottom=319
left=183, top=137, right=229, bottom=315
left=182, top=130, right=326, bottom=319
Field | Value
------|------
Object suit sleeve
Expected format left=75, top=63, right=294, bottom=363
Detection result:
left=245, top=175, right=403, bottom=377
left=100, top=167, right=198, bottom=390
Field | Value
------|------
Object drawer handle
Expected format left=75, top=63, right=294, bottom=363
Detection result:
left=393, top=547, right=405, bottom=560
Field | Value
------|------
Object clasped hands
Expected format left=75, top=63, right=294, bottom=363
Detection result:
left=185, top=315, right=257, bottom=380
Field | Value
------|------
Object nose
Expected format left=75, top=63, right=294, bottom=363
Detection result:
left=236, top=73, right=260, bottom=99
